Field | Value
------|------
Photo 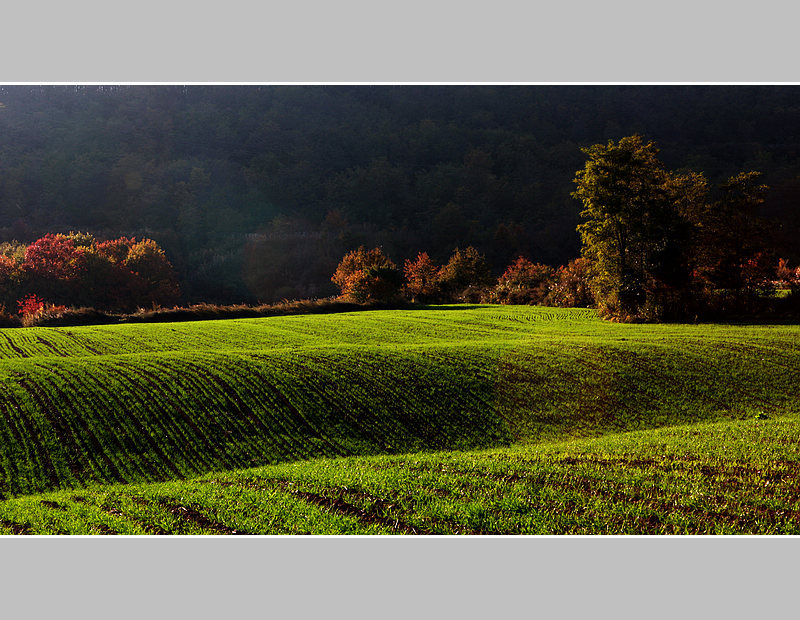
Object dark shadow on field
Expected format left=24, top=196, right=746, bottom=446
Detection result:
left=704, top=318, right=800, bottom=326
left=489, top=342, right=622, bottom=443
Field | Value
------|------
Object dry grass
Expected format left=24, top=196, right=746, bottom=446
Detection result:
left=22, top=297, right=414, bottom=327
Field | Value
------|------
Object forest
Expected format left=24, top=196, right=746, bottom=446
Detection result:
left=1, top=85, right=799, bottom=306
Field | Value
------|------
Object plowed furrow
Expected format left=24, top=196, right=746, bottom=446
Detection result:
left=30, top=366, right=124, bottom=482
left=288, top=487, right=428, bottom=534
left=156, top=498, right=252, bottom=535
left=97, top=500, right=170, bottom=535
left=0, top=518, right=32, bottom=535
left=17, top=377, right=84, bottom=480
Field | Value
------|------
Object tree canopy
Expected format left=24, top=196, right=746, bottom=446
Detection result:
left=574, top=136, right=776, bottom=320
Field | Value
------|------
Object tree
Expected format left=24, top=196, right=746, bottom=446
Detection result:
left=403, top=252, right=441, bottom=302
left=0, top=254, right=24, bottom=310
left=573, top=136, right=700, bottom=320
left=78, top=239, right=137, bottom=310
left=348, top=266, right=404, bottom=303
left=691, top=171, right=774, bottom=299
left=96, top=237, right=136, bottom=263
left=437, top=246, right=492, bottom=302
left=21, top=233, right=86, bottom=282
left=124, top=239, right=181, bottom=308
left=331, top=246, right=403, bottom=303
left=20, top=233, right=88, bottom=305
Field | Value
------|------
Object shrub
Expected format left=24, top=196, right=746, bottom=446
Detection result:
left=544, top=258, right=594, bottom=308
left=776, top=258, right=800, bottom=294
left=17, top=295, right=69, bottom=327
left=17, top=294, right=45, bottom=318
left=739, top=251, right=777, bottom=297
left=494, top=257, right=555, bottom=305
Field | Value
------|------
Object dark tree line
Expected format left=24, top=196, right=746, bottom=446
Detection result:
left=0, top=86, right=799, bottom=305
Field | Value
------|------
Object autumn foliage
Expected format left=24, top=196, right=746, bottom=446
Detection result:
left=776, top=258, right=800, bottom=290
left=546, top=258, right=594, bottom=308
left=17, top=294, right=45, bottom=318
left=494, top=257, right=555, bottom=305
left=21, top=234, right=86, bottom=281
left=403, top=252, right=441, bottom=302
left=572, top=137, right=788, bottom=320
left=331, top=245, right=596, bottom=309
left=331, top=246, right=403, bottom=303
left=436, top=247, right=493, bottom=302
left=0, top=232, right=180, bottom=316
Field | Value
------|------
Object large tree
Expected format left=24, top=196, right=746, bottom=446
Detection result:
left=573, top=136, right=702, bottom=320
left=690, top=171, right=774, bottom=299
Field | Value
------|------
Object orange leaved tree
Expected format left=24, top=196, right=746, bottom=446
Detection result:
left=331, top=246, right=403, bottom=303
left=403, top=252, right=441, bottom=302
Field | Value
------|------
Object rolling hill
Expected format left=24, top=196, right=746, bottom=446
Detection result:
left=0, top=305, right=797, bottom=533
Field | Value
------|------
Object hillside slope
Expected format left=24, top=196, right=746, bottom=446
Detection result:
left=0, top=306, right=797, bottom=498
left=3, top=413, right=800, bottom=534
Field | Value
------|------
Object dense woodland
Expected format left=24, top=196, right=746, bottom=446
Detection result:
left=1, top=85, right=800, bottom=306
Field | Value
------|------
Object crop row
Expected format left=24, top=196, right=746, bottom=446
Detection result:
left=0, top=346, right=516, bottom=498
left=1, top=331, right=797, bottom=501
left=2, top=413, right=799, bottom=535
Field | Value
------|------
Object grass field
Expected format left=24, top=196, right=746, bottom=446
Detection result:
left=0, top=305, right=797, bottom=534
left=2, top=415, right=799, bottom=534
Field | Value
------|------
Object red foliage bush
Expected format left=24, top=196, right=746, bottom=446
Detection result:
left=545, top=258, right=594, bottom=308
left=494, top=256, right=555, bottom=305
left=9, top=233, right=181, bottom=314
left=17, top=294, right=45, bottom=318
left=21, top=234, right=86, bottom=281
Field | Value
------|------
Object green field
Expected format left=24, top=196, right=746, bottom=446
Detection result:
left=4, top=415, right=799, bottom=535
left=0, top=305, right=798, bottom=534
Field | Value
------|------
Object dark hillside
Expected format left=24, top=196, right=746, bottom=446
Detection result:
left=1, top=85, right=799, bottom=304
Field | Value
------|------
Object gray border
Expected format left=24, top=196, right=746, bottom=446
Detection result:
left=2, top=536, right=799, bottom=616
left=0, top=2, right=792, bottom=82
left=0, top=1, right=793, bottom=613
